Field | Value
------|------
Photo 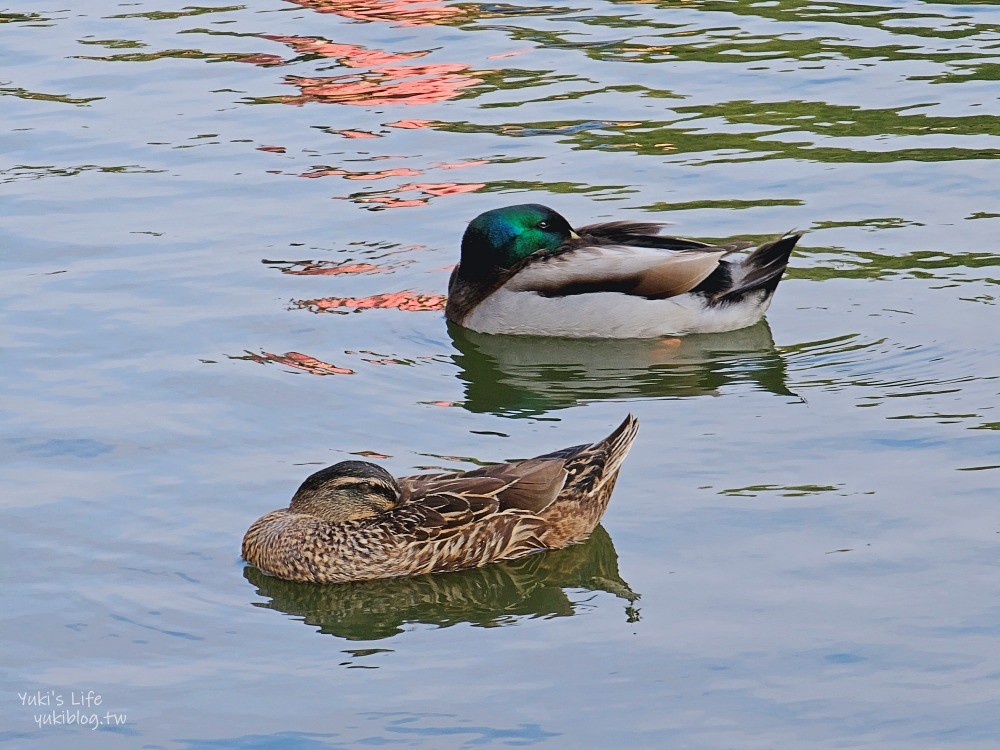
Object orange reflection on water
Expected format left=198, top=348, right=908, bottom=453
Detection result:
left=238, top=52, right=285, bottom=67
left=263, top=36, right=421, bottom=67
left=330, top=129, right=380, bottom=139
left=385, top=119, right=434, bottom=129
left=243, top=351, right=354, bottom=375
left=296, top=291, right=446, bottom=313
left=356, top=197, right=428, bottom=208
left=352, top=449, right=392, bottom=459
left=301, top=166, right=422, bottom=180
left=438, top=159, right=490, bottom=170
left=279, top=64, right=480, bottom=106
left=254, top=32, right=480, bottom=106
left=270, top=260, right=401, bottom=276
left=412, top=182, right=482, bottom=196
left=354, top=181, right=485, bottom=208
left=487, top=49, right=532, bottom=60
left=287, top=0, right=465, bottom=26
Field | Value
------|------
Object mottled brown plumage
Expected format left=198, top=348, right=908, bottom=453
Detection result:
left=242, top=415, right=638, bottom=584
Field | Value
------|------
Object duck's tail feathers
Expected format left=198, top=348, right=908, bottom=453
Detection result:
left=559, top=414, right=639, bottom=505
left=598, top=413, right=640, bottom=477
left=716, top=232, right=801, bottom=304
left=539, top=414, right=639, bottom=483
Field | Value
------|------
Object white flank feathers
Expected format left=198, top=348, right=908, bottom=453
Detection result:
left=463, top=286, right=773, bottom=338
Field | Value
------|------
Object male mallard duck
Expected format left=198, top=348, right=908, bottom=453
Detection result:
left=445, top=204, right=801, bottom=338
left=242, top=415, right=638, bottom=584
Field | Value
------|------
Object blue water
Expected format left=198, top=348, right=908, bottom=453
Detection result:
left=1, top=1, right=998, bottom=747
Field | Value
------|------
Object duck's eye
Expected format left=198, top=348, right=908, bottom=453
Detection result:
left=537, top=220, right=550, bottom=230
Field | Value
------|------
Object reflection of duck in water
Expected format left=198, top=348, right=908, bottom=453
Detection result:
left=242, top=416, right=637, bottom=583
left=446, top=204, right=800, bottom=338
left=449, top=321, right=794, bottom=417
left=244, top=525, right=638, bottom=640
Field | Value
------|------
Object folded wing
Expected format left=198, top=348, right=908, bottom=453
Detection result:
left=507, top=242, right=738, bottom=300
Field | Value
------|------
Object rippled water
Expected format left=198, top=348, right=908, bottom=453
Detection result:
left=2, top=1, right=998, bottom=747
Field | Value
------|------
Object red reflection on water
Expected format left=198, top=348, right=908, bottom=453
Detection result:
left=286, top=0, right=464, bottom=26
left=385, top=119, right=434, bottom=129
left=257, top=145, right=287, bottom=153
left=331, top=129, right=380, bottom=139
left=272, top=261, right=400, bottom=276
left=239, top=52, right=285, bottom=67
left=244, top=351, right=355, bottom=375
left=263, top=36, right=421, bottom=67
left=301, top=166, right=422, bottom=180
left=254, top=33, right=480, bottom=106
left=487, top=49, right=532, bottom=60
left=296, top=291, right=446, bottom=313
left=354, top=181, right=485, bottom=208
left=279, top=65, right=479, bottom=106
left=412, top=182, right=482, bottom=196
left=352, top=449, right=392, bottom=459
left=356, top=197, right=428, bottom=208
left=438, top=159, right=489, bottom=170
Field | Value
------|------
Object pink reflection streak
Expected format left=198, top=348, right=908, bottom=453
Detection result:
left=356, top=197, right=428, bottom=208
left=286, top=0, right=465, bottom=26
left=246, top=351, right=354, bottom=375
left=253, top=34, right=480, bottom=107
left=277, top=262, right=397, bottom=276
left=438, top=160, right=490, bottom=170
left=355, top=182, right=485, bottom=208
left=386, top=119, right=434, bottom=129
left=331, top=130, right=380, bottom=139
left=262, top=36, right=421, bottom=67
left=487, top=49, right=532, bottom=60
left=301, top=167, right=422, bottom=180
left=297, top=291, right=446, bottom=312
left=280, top=64, right=481, bottom=107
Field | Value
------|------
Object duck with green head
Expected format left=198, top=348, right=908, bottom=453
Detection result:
left=445, top=203, right=801, bottom=338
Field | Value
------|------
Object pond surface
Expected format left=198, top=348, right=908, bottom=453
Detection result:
left=2, top=0, right=998, bottom=747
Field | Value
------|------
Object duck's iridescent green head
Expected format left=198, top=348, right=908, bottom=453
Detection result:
left=458, top=204, right=575, bottom=281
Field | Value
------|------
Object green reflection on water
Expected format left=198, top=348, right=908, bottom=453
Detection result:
left=449, top=321, right=793, bottom=417
left=433, top=104, right=998, bottom=163
left=786, top=247, right=1000, bottom=283
left=628, top=0, right=997, bottom=39
left=73, top=48, right=269, bottom=64
left=0, top=164, right=165, bottom=184
left=78, top=38, right=149, bottom=49
left=107, top=6, right=247, bottom=21
left=244, top=525, right=638, bottom=641
left=0, top=11, right=47, bottom=24
left=0, top=86, right=103, bottom=106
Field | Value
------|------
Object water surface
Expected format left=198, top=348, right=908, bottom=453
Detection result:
left=1, top=1, right=998, bottom=747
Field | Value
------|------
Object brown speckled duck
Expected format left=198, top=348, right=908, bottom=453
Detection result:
left=242, top=415, right=638, bottom=584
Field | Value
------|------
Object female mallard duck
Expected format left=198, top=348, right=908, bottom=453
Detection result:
left=445, top=204, right=801, bottom=338
left=242, top=415, right=638, bottom=584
